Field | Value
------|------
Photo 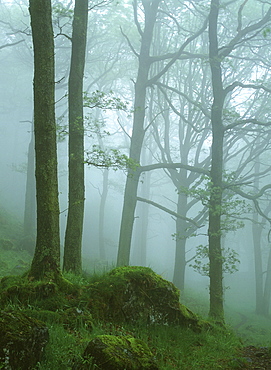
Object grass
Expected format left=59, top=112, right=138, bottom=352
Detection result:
left=0, top=267, right=246, bottom=369
left=0, top=206, right=269, bottom=369
left=32, top=316, right=242, bottom=369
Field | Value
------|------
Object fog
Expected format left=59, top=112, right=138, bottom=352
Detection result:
left=1, top=0, right=271, bottom=328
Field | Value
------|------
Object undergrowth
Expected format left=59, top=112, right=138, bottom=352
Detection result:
left=33, top=316, right=242, bottom=369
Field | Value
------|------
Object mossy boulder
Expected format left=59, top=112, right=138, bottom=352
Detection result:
left=85, top=266, right=201, bottom=330
left=81, top=334, right=158, bottom=370
left=0, top=310, right=49, bottom=369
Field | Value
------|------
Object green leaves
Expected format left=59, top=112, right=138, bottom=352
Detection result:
left=83, top=90, right=129, bottom=111
left=190, top=244, right=240, bottom=277
left=85, top=145, right=139, bottom=171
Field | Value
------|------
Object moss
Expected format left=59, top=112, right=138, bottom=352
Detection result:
left=0, top=274, right=81, bottom=312
left=0, top=309, right=49, bottom=369
left=83, top=266, right=202, bottom=330
left=83, top=334, right=158, bottom=370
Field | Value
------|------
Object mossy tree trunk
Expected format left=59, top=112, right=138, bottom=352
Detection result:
left=29, top=0, right=61, bottom=280
left=63, top=0, right=88, bottom=274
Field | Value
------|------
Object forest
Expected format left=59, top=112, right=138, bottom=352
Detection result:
left=1, top=0, right=271, bottom=368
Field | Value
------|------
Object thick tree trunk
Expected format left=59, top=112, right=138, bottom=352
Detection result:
left=29, top=0, right=61, bottom=280
left=117, top=0, right=160, bottom=266
left=63, top=0, right=88, bottom=273
left=208, top=0, right=225, bottom=322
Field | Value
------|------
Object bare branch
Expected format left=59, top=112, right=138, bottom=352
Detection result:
left=137, top=196, right=201, bottom=227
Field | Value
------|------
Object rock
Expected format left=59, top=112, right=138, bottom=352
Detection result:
left=0, top=310, right=49, bottom=369
left=85, top=266, right=202, bottom=330
left=81, top=334, right=159, bottom=370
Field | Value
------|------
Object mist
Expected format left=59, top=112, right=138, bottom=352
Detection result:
left=1, top=0, right=271, bottom=347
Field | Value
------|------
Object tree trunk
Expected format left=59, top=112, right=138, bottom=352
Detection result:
left=173, top=190, right=188, bottom=291
left=23, top=125, right=36, bottom=240
left=117, top=0, right=160, bottom=266
left=29, top=0, right=61, bottom=280
left=63, top=0, right=88, bottom=273
left=252, top=214, right=264, bottom=314
left=98, top=169, right=109, bottom=261
left=262, top=247, right=271, bottom=316
left=208, top=0, right=225, bottom=322
left=252, top=160, right=264, bottom=314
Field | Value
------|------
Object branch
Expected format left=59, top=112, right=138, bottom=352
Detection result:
left=120, top=26, right=139, bottom=57
left=237, top=0, right=249, bottom=32
left=225, top=118, right=271, bottom=131
left=147, top=15, right=209, bottom=86
left=137, top=196, right=201, bottom=227
left=138, top=162, right=209, bottom=175
left=133, top=0, right=143, bottom=37
left=224, top=81, right=271, bottom=96
left=156, top=81, right=211, bottom=120
left=0, top=39, right=24, bottom=50
left=219, top=6, right=271, bottom=59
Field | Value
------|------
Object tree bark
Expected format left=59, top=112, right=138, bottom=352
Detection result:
left=23, top=125, right=36, bottom=240
left=117, top=0, right=160, bottom=266
left=29, top=0, right=61, bottom=280
left=262, top=245, right=271, bottom=316
left=63, top=0, right=88, bottom=273
left=208, top=0, right=225, bottom=321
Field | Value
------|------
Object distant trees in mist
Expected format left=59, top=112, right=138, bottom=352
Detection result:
left=2, top=0, right=271, bottom=322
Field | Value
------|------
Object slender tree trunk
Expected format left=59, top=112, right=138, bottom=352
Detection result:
left=262, top=246, right=271, bottom=316
left=117, top=0, right=160, bottom=266
left=173, top=190, right=188, bottom=291
left=29, top=0, right=61, bottom=280
left=23, top=125, right=36, bottom=245
left=63, top=0, right=88, bottom=273
left=98, top=169, right=109, bottom=261
left=252, top=161, right=264, bottom=314
left=208, top=0, right=225, bottom=321
left=252, top=214, right=264, bottom=314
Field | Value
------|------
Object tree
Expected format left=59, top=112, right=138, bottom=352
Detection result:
left=207, top=0, right=271, bottom=321
left=29, top=0, right=61, bottom=281
left=22, top=122, right=36, bottom=254
left=63, top=0, right=88, bottom=274
left=117, top=0, right=208, bottom=266
left=207, top=0, right=225, bottom=321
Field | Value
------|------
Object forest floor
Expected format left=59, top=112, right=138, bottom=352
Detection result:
left=241, top=345, right=271, bottom=369
left=1, top=206, right=271, bottom=369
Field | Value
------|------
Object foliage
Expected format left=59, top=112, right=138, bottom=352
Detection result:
left=179, top=174, right=251, bottom=234
left=190, top=244, right=240, bottom=277
left=83, top=90, right=129, bottom=111
left=85, top=145, right=139, bottom=171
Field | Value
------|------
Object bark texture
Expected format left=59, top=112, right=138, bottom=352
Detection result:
left=63, top=0, right=88, bottom=273
left=29, top=0, right=61, bottom=280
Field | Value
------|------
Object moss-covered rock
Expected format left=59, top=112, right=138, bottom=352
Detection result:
left=84, top=266, right=201, bottom=330
left=0, top=310, right=49, bottom=369
left=82, top=334, right=158, bottom=370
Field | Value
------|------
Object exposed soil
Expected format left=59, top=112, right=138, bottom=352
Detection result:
left=241, top=346, right=271, bottom=369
